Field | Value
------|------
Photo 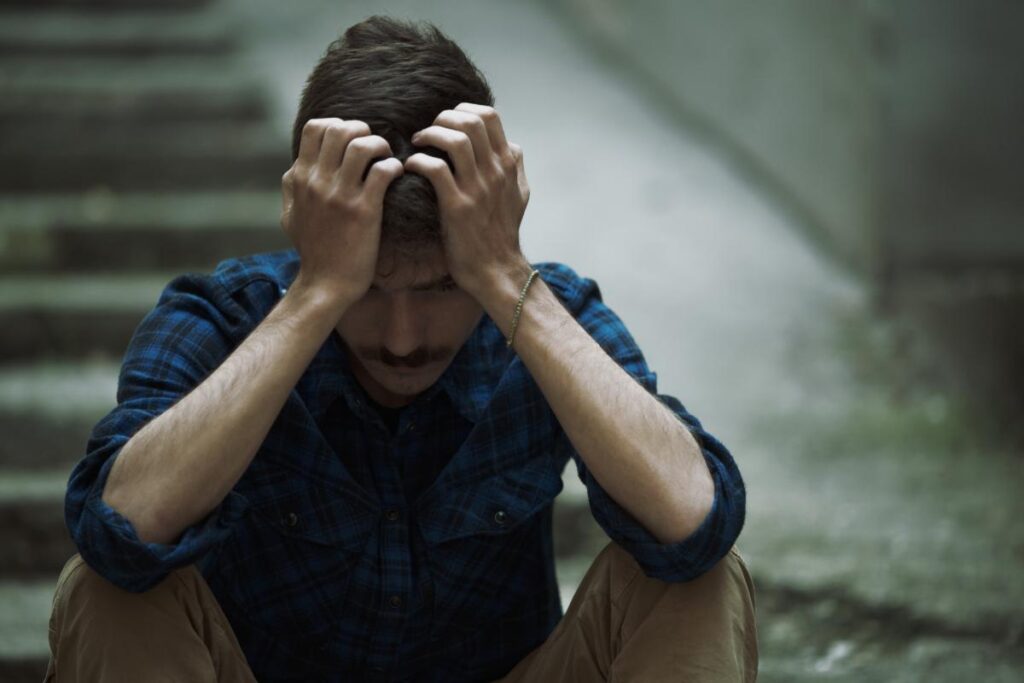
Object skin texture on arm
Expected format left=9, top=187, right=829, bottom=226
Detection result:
left=102, top=282, right=347, bottom=544
left=404, top=103, right=715, bottom=545
left=476, top=262, right=715, bottom=544
left=102, top=117, right=405, bottom=544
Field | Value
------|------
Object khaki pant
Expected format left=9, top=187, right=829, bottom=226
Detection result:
left=45, top=543, right=758, bottom=682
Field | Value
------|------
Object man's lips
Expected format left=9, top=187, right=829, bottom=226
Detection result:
left=375, top=359, right=434, bottom=374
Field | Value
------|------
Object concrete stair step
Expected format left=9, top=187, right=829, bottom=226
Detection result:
left=0, top=360, right=118, bottom=470
left=0, top=6, right=239, bottom=58
left=0, top=580, right=54, bottom=683
left=0, top=56, right=269, bottom=125
left=0, top=120, right=288, bottom=192
left=0, top=0, right=211, bottom=9
left=0, top=470, right=74, bottom=578
left=0, top=191, right=286, bottom=273
left=0, top=272, right=176, bottom=361
left=0, top=658, right=48, bottom=683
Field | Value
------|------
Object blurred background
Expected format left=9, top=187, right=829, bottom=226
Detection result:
left=1, top=0, right=1021, bottom=680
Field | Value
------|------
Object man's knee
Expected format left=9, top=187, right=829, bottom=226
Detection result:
left=51, top=554, right=119, bottom=618
left=667, top=546, right=759, bottom=677
left=614, top=545, right=758, bottom=679
left=48, top=555, right=252, bottom=682
left=50, top=554, right=205, bottom=628
left=687, top=546, right=756, bottom=609
left=591, top=542, right=757, bottom=611
left=723, top=546, right=757, bottom=613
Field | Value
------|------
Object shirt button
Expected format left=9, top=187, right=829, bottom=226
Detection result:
left=389, top=595, right=403, bottom=608
left=284, top=512, right=299, bottom=528
left=385, top=509, right=400, bottom=522
left=493, top=509, right=507, bottom=525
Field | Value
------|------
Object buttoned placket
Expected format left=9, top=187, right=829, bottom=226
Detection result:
left=364, top=399, right=424, bottom=675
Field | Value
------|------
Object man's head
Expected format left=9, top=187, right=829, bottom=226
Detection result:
left=294, top=16, right=495, bottom=407
left=292, top=14, right=495, bottom=260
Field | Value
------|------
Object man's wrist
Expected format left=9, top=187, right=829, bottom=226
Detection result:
left=284, top=273, right=357, bottom=326
left=468, top=257, right=537, bottom=336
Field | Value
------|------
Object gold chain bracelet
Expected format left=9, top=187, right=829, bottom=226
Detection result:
left=506, top=268, right=540, bottom=348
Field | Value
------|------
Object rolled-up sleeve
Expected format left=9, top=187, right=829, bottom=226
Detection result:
left=65, top=273, right=252, bottom=592
left=555, top=271, right=746, bottom=583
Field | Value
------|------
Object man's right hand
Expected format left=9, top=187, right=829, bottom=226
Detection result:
left=280, top=118, right=404, bottom=309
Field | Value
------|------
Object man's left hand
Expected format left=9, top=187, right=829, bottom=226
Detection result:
left=404, top=103, right=530, bottom=296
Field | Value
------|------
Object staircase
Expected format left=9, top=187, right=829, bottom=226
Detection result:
left=0, top=0, right=289, bottom=678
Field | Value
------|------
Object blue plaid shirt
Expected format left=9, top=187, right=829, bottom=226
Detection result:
left=65, top=249, right=746, bottom=682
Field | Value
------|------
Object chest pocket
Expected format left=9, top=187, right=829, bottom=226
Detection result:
left=416, top=455, right=564, bottom=625
left=207, top=462, right=377, bottom=644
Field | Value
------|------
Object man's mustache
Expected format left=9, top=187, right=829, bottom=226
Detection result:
left=369, top=346, right=450, bottom=369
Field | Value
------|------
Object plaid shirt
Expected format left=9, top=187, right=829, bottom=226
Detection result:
left=65, top=249, right=746, bottom=682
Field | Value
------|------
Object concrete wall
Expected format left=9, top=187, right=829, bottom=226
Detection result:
left=552, top=0, right=1024, bottom=422
left=552, top=0, right=1024, bottom=274
left=881, top=0, right=1024, bottom=275
left=554, top=0, right=886, bottom=274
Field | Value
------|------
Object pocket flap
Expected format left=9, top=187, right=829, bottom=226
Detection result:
left=243, top=464, right=377, bottom=549
left=416, top=457, right=563, bottom=544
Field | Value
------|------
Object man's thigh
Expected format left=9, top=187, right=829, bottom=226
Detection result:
left=46, top=554, right=257, bottom=683
left=493, top=543, right=757, bottom=683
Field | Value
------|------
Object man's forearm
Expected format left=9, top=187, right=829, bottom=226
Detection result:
left=102, top=277, right=347, bottom=545
left=474, top=260, right=715, bottom=545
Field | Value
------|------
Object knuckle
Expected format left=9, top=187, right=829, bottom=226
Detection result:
left=499, top=153, right=517, bottom=173
left=346, top=199, right=371, bottom=221
left=308, top=175, right=331, bottom=197
left=324, top=191, right=349, bottom=210
left=452, top=194, right=475, bottom=214
left=302, top=118, right=328, bottom=135
left=367, top=157, right=394, bottom=175
left=291, top=166, right=310, bottom=185
left=342, top=134, right=367, bottom=150
left=344, top=119, right=372, bottom=136
left=348, top=135, right=385, bottom=152
left=321, top=120, right=348, bottom=138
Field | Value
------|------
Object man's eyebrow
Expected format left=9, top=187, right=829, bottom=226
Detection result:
left=411, top=274, right=456, bottom=290
left=369, top=274, right=456, bottom=292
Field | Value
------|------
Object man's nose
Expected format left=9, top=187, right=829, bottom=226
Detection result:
left=382, top=293, right=421, bottom=359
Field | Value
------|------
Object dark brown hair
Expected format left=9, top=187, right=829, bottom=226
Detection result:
left=292, top=15, right=495, bottom=260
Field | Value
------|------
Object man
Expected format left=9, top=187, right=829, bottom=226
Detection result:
left=47, top=15, right=756, bottom=683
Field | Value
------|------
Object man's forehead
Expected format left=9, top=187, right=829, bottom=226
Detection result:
left=371, top=249, right=451, bottom=291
